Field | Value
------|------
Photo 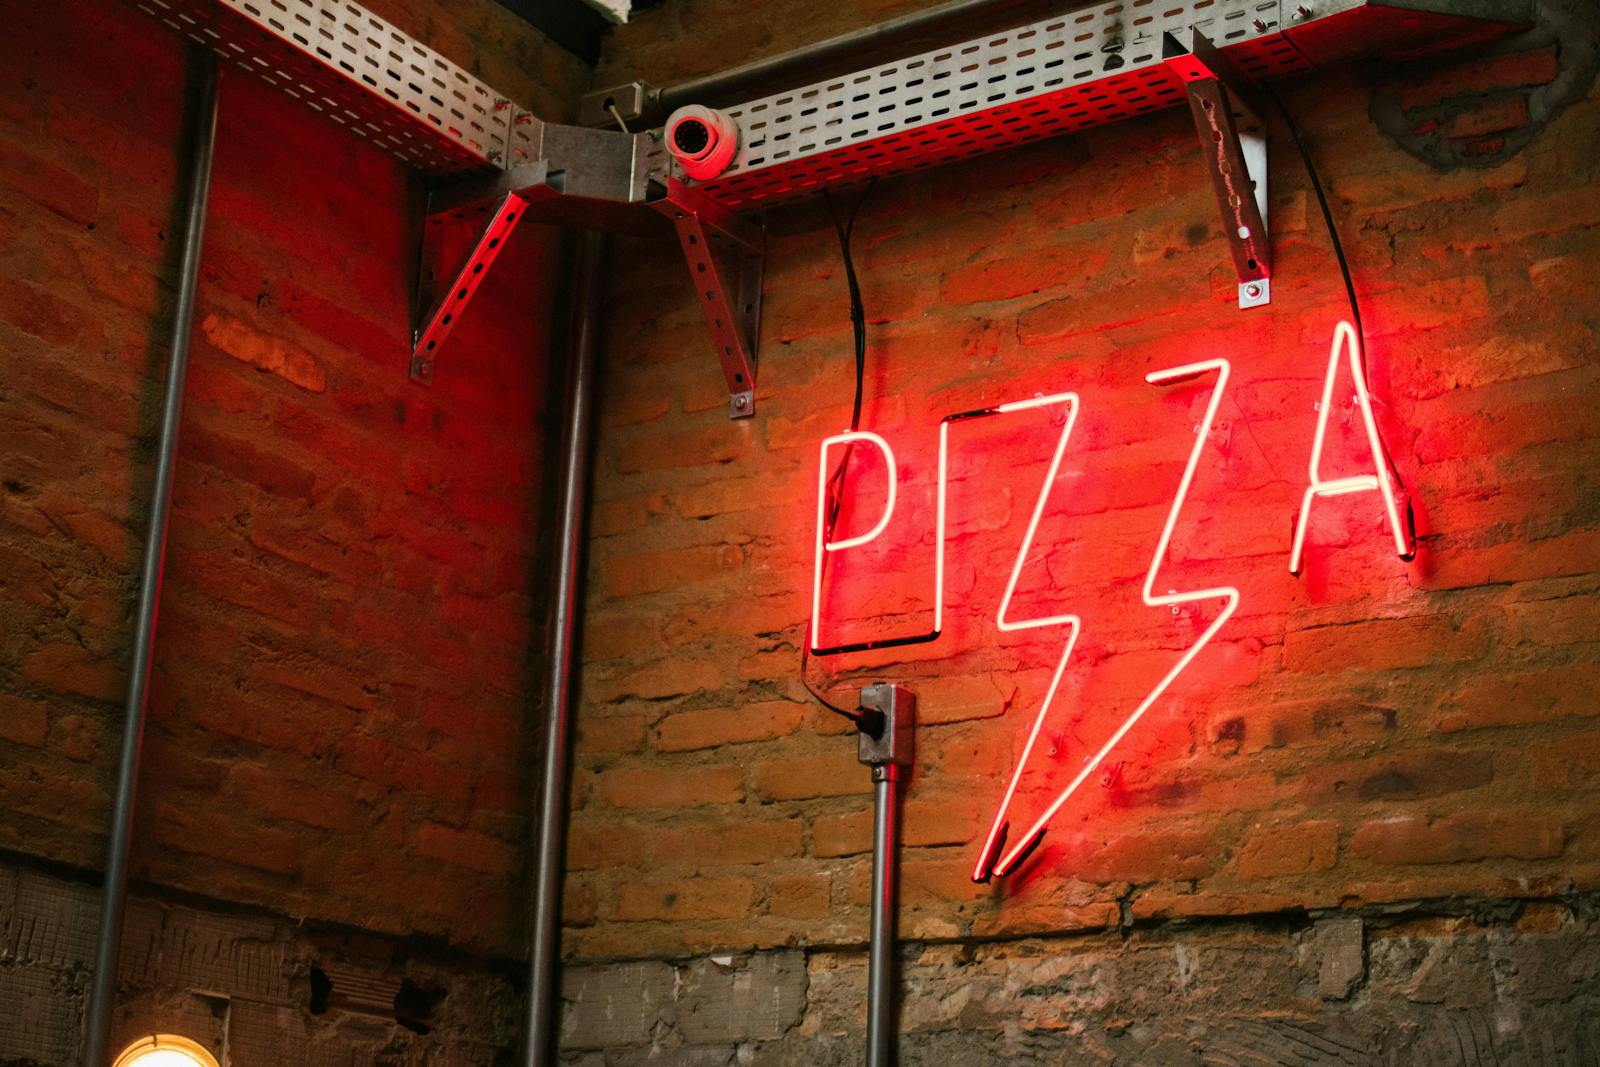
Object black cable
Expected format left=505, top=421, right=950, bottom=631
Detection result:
left=800, top=179, right=883, bottom=735
left=1262, top=82, right=1407, bottom=493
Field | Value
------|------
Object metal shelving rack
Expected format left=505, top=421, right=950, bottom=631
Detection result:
left=134, top=0, right=1528, bottom=418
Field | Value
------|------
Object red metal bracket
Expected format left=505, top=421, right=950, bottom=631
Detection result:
left=1164, top=31, right=1272, bottom=309
left=651, top=178, right=765, bottom=419
left=411, top=193, right=528, bottom=383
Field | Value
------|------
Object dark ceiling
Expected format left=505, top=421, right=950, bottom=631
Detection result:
left=492, top=0, right=667, bottom=65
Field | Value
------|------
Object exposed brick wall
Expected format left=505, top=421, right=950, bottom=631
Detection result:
left=0, top=854, right=519, bottom=1065
left=566, top=0, right=1600, bottom=980
left=0, top=0, right=587, bottom=960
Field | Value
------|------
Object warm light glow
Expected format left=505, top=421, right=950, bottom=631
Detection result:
left=810, top=430, right=899, bottom=651
left=112, top=1035, right=220, bottom=1067
left=1288, top=320, right=1414, bottom=575
left=990, top=360, right=1240, bottom=878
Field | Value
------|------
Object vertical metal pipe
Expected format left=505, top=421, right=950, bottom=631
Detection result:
left=867, top=767, right=901, bottom=1067
left=82, top=47, right=220, bottom=1067
left=523, top=229, right=606, bottom=1067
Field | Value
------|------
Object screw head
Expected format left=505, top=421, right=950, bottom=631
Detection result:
left=1251, top=17, right=1268, bottom=30
left=1245, top=282, right=1263, bottom=299
left=1293, top=4, right=1312, bottom=18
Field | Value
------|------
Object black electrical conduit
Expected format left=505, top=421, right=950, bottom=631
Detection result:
left=83, top=46, right=220, bottom=1067
left=523, top=230, right=606, bottom=1067
left=646, top=0, right=1068, bottom=120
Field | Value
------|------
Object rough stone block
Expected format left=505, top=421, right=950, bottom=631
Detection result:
left=677, top=951, right=807, bottom=1044
left=1316, top=916, right=1366, bottom=1000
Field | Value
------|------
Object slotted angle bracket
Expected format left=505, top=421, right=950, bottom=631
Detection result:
left=409, top=120, right=659, bottom=383
left=1164, top=31, right=1272, bottom=310
left=411, top=169, right=557, bottom=384
left=651, top=178, right=766, bottom=419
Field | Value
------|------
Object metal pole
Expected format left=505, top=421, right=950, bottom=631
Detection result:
left=523, top=229, right=606, bottom=1067
left=83, top=47, right=220, bottom=1067
left=650, top=0, right=1056, bottom=118
left=867, top=766, right=901, bottom=1067
left=857, top=682, right=913, bottom=1067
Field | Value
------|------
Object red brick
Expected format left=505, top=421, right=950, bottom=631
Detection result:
left=22, top=642, right=122, bottom=703
left=1282, top=615, right=1487, bottom=674
left=1435, top=663, right=1600, bottom=733
left=1502, top=593, right=1600, bottom=648
left=751, top=749, right=871, bottom=802
left=51, top=714, right=100, bottom=763
left=151, top=801, right=302, bottom=877
left=656, top=700, right=806, bottom=752
left=1392, top=47, right=1559, bottom=110
left=1072, top=829, right=1217, bottom=884
left=586, top=653, right=729, bottom=703
left=415, top=822, right=520, bottom=878
left=197, top=312, right=327, bottom=392
left=576, top=714, right=650, bottom=757
left=615, top=423, right=752, bottom=472
left=229, top=762, right=368, bottom=833
left=334, top=733, right=472, bottom=806
left=1352, top=812, right=1564, bottom=865
left=644, top=816, right=804, bottom=868
left=0, top=132, right=98, bottom=225
left=1300, top=749, right=1493, bottom=805
left=812, top=807, right=872, bottom=858
left=767, top=873, right=831, bottom=919
left=1529, top=731, right=1600, bottom=791
left=0, top=694, right=48, bottom=748
left=593, top=763, right=744, bottom=809
left=0, top=275, right=104, bottom=349
left=614, top=875, right=755, bottom=921
left=1443, top=96, right=1531, bottom=140
left=602, top=542, right=746, bottom=598
left=1236, top=821, right=1339, bottom=880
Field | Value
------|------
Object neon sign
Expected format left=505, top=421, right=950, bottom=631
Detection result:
left=810, top=323, right=1415, bottom=881
left=1289, top=319, right=1415, bottom=575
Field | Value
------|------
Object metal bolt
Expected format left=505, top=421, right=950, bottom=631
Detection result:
left=1293, top=4, right=1312, bottom=18
left=733, top=395, right=749, bottom=410
left=494, top=97, right=509, bottom=111
left=1252, top=17, right=1268, bottom=30
left=514, top=112, right=534, bottom=125
left=1245, top=282, right=1263, bottom=299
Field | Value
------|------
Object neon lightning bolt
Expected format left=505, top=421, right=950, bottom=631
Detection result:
left=986, top=360, right=1241, bottom=880
left=960, top=393, right=1084, bottom=883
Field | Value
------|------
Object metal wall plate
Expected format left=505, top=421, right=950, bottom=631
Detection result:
left=131, top=0, right=516, bottom=175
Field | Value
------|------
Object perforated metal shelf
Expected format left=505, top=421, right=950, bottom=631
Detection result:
left=131, top=0, right=515, bottom=175
left=680, top=0, right=1527, bottom=209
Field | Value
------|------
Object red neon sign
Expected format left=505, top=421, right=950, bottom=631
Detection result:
left=808, top=325, right=1414, bottom=880
left=1289, top=320, right=1415, bottom=574
left=983, top=360, right=1239, bottom=879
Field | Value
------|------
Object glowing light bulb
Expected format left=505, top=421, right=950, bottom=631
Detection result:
left=112, top=1035, right=219, bottom=1067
